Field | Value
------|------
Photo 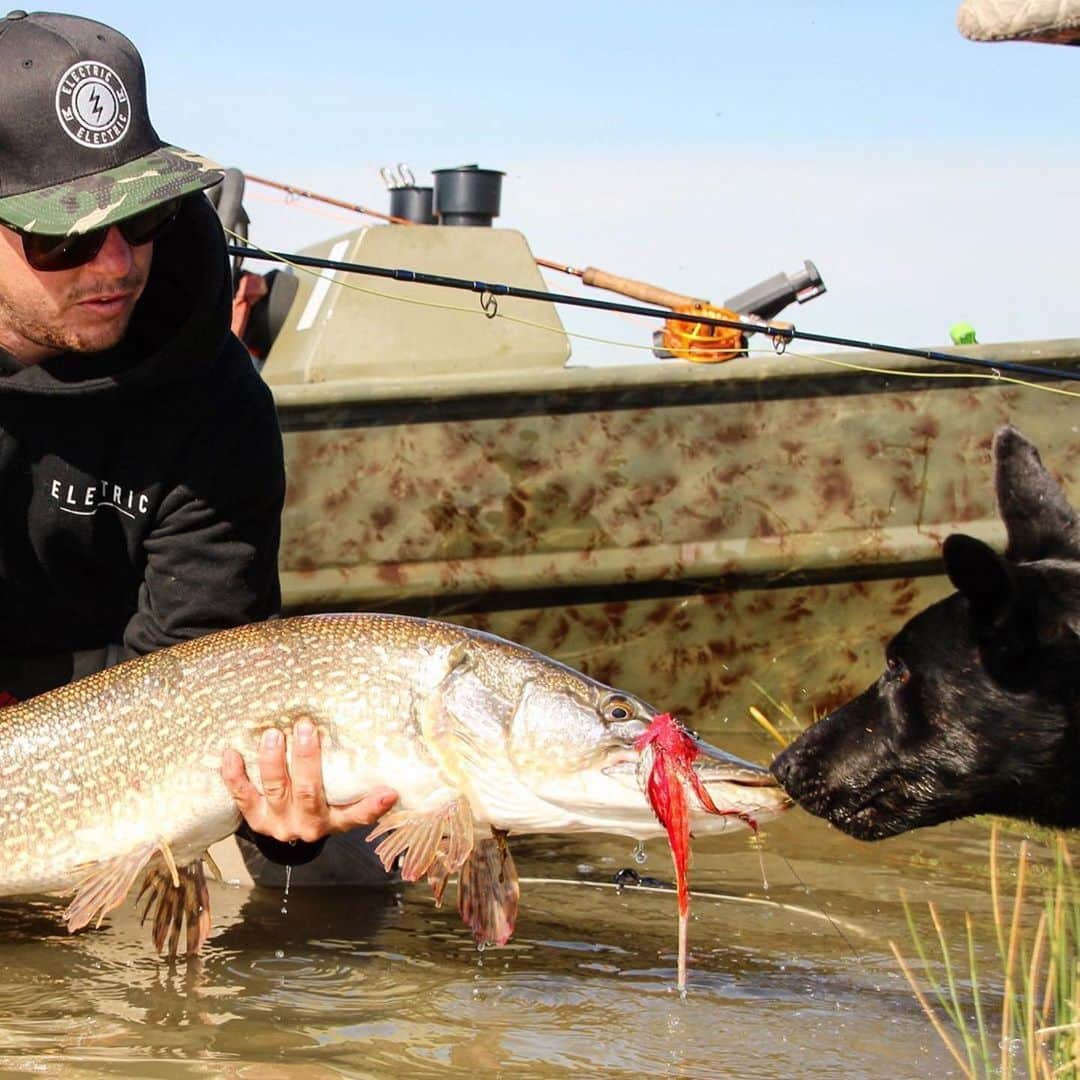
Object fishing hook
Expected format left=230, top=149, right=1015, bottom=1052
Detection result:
left=479, top=290, right=498, bottom=319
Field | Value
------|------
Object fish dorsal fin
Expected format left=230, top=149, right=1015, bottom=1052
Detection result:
left=458, top=829, right=519, bottom=947
left=367, top=797, right=475, bottom=885
left=137, top=860, right=212, bottom=957
left=65, top=839, right=163, bottom=935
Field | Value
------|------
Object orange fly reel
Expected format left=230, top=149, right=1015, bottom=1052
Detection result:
left=661, top=303, right=746, bottom=363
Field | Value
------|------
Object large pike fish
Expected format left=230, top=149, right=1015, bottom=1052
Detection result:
left=0, top=613, right=789, bottom=955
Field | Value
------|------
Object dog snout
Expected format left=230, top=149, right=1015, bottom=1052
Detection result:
left=770, top=746, right=796, bottom=788
left=770, top=743, right=811, bottom=798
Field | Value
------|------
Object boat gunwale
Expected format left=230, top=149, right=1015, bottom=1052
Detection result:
left=269, top=337, right=1080, bottom=412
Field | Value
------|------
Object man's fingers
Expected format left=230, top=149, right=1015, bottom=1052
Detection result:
left=327, top=786, right=399, bottom=831
left=257, top=728, right=290, bottom=805
left=226, top=727, right=396, bottom=845
left=288, top=720, right=328, bottom=813
left=221, top=748, right=261, bottom=816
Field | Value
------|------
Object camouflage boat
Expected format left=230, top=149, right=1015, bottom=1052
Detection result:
left=230, top=169, right=1080, bottom=734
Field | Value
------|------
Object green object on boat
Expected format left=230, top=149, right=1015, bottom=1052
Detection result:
left=950, top=321, right=978, bottom=345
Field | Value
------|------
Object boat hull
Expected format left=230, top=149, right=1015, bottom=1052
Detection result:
left=271, top=339, right=1080, bottom=730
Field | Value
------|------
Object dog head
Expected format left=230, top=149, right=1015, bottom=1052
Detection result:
left=771, top=426, right=1080, bottom=839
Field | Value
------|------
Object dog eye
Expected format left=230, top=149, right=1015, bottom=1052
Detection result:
left=885, top=656, right=910, bottom=686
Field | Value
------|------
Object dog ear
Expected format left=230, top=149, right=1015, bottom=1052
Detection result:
left=942, top=533, right=1016, bottom=630
left=1030, top=563, right=1080, bottom=644
left=994, top=426, right=1080, bottom=562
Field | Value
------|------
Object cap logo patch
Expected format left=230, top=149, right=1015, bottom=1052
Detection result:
left=54, top=61, right=130, bottom=149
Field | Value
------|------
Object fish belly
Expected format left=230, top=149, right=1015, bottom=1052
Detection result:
left=0, top=766, right=240, bottom=897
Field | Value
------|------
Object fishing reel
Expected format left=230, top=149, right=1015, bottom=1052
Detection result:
left=579, top=261, right=826, bottom=364
left=655, top=260, right=827, bottom=363
left=659, top=304, right=746, bottom=363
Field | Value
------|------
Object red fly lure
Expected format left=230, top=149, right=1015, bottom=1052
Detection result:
left=635, top=712, right=758, bottom=991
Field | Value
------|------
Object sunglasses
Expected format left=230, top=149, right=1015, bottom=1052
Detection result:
left=18, top=197, right=184, bottom=272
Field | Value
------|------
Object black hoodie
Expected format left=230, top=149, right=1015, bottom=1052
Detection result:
left=0, top=194, right=285, bottom=699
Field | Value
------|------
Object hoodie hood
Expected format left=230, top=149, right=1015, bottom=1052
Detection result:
left=0, top=194, right=232, bottom=398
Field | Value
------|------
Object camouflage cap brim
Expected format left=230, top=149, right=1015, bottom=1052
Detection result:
left=0, top=145, right=224, bottom=236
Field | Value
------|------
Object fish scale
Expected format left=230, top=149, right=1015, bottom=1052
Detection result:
left=0, top=611, right=789, bottom=954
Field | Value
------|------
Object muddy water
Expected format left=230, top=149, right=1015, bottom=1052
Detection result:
left=0, top=728, right=1031, bottom=1080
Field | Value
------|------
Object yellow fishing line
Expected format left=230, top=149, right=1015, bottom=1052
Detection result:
left=225, top=224, right=662, bottom=354
left=781, top=347, right=1080, bottom=400
left=225, top=226, right=1080, bottom=399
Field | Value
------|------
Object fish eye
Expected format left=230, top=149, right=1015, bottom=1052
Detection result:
left=601, top=696, right=635, bottom=723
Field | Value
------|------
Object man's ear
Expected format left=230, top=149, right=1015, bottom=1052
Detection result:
left=994, top=426, right=1080, bottom=562
left=942, top=533, right=1016, bottom=630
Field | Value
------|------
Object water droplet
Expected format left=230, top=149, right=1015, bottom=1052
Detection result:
left=280, top=865, right=292, bottom=917
left=632, top=840, right=647, bottom=865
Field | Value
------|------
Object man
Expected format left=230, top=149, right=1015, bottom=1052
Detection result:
left=0, top=10, right=395, bottom=854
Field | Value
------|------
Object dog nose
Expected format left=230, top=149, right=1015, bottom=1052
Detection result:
left=770, top=747, right=797, bottom=789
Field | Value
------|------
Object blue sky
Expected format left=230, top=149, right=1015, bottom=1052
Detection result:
left=49, top=2, right=1080, bottom=359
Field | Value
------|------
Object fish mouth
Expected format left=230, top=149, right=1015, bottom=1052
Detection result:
left=601, top=736, right=785, bottom=790
left=688, top=734, right=782, bottom=788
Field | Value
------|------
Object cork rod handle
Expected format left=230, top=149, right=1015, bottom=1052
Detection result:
left=581, top=266, right=709, bottom=311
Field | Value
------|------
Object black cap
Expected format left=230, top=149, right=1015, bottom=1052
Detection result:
left=0, top=10, right=222, bottom=236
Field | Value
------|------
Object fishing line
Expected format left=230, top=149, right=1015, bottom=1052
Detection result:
left=784, top=348, right=1080, bottom=400
left=224, top=229, right=1080, bottom=400
left=513, top=876, right=871, bottom=939
left=225, top=240, right=1080, bottom=387
left=770, top=852, right=866, bottom=962
left=740, top=704, right=864, bottom=960
left=227, top=226, right=667, bottom=355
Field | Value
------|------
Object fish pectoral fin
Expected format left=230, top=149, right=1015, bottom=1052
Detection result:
left=458, top=829, right=520, bottom=947
left=136, top=858, right=212, bottom=958
left=65, top=840, right=161, bottom=935
left=368, top=798, right=475, bottom=884
left=419, top=651, right=514, bottom=782
left=427, top=799, right=477, bottom=907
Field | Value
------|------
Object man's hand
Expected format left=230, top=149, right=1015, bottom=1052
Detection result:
left=221, top=720, right=398, bottom=843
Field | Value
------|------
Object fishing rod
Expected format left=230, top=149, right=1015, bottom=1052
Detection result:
left=246, top=172, right=624, bottom=279
left=224, top=243, right=1080, bottom=385
left=244, top=171, right=827, bottom=356
left=245, top=172, right=417, bottom=228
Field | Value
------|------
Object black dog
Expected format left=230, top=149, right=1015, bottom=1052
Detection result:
left=771, top=426, right=1080, bottom=840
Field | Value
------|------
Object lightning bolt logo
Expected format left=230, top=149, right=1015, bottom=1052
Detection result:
left=55, top=63, right=131, bottom=148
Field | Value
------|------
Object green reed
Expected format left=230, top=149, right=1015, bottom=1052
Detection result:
left=893, top=824, right=1080, bottom=1079
left=745, top=698, right=1079, bottom=1075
